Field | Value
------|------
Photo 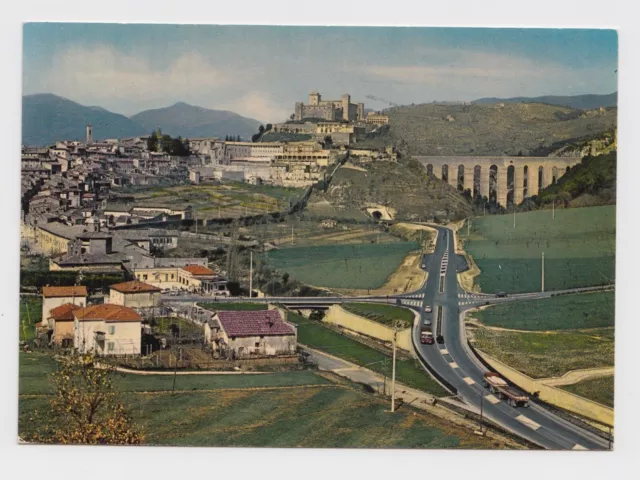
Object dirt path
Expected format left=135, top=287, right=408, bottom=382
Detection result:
left=539, top=367, right=615, bottom=387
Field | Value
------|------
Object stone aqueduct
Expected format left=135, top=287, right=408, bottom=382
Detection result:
left=415, top=156, right=582, bottom=207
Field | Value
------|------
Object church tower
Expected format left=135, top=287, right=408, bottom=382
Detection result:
left=86, top=124, right=93, bottom=144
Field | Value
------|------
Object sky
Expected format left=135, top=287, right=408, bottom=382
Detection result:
left=22, top=24, right=618, bottom=123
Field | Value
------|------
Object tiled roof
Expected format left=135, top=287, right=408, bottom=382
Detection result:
left=110, top=280, right=161, bottom=294
left=42, top=285, right=88, bottom=298
left=48, top=303, right=81, bottom=320
left=74, top=304, right=142, bottom=322
left=217, top=310, right=295, bottom=338
left=182, top=264, right=215, bottom=276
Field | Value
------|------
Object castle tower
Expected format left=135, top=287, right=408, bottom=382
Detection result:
left=341, top=94, right=351, bottom=121
left=86, top=124, right=93, bottom=144
left=308, top=91, right=321, bottom=106
left=356, top=103, right=365, bottom=121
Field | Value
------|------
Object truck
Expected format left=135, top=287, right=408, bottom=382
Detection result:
left=483, top=372, right=529, bottom=407
left=420, top=331, right=434, bottom=345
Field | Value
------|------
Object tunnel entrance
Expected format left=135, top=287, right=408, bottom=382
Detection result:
left=523, top=165, right=529, bottom=198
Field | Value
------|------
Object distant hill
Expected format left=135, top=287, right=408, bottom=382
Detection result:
left=22, top=94, right=146, bottom=146
left=130, top=102, right=262, bottom=140
left=362, top=102, right=617, bottom=156
left=473, top=92, right=617, bottom=110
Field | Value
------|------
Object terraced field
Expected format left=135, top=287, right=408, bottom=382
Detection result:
left=128, top=182, right=305, bottom=219
left=463, top=205, right=615, bottom=293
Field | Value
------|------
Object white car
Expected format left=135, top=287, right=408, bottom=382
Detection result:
left=424, top=305, right=432, bottom=313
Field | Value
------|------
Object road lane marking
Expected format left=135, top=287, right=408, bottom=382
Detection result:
left=440, top=349, right=449, bottom=355
left=515, top=415, right=541, bottom=431
left=485, top=394, right=500, bottom=405
left=449, top=362, right=459, bottom=369
left=463, top=377, right=475, bottom=385
left=572, top=444, right=588, bottom=451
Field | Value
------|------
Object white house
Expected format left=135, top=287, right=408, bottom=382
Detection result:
left=73, top=304, right=142, bottom=356
left=41, top=286, right=87, bottom=324
left=210, top=310, right=297, bottom=358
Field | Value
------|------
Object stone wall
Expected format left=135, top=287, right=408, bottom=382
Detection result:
left=323, top=305, right=415, bottom=352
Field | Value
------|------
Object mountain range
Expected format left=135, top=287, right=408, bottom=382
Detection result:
left=473, top=92, right=617, bottom=110
left=21, top=94, right=263, bottom=147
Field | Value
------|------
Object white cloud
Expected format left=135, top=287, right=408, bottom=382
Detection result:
left=219, top=91, right=291, bottom=124
left=34, top=45, right=232, bottom=112
left=354, top=48, right=603, bottom=98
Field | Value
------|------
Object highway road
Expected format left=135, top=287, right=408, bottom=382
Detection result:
left=411, top=226, right=610, bottom=450
left=160, top=226, right=613, bottom=450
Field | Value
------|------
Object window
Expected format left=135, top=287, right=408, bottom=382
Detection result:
left=255, top=342, right=260, bottom=348
left=143, top=274, right=148, bottom=280
left=108, top=326, right=115, bottom=335
left=107, top=342, right=115, bottom=352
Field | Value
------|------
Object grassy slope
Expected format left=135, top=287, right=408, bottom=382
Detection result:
left=18, top=352, right=492, bottom=448
left=20, top=297, right=42, bottom=342
left=561, top=375, right=614, bottom=408
left=471, top=327, right=614, bottom=378
left=386, top=103, right=616, bottom=156
left=266, top=242, right=420, bottom=289
left=474, top=292, right=615, bottom=331
left=463, top=205, right=615, bottom=293
left=287, top=313, right=447, bottom=396
left=342, top=303, right=415, bottom=328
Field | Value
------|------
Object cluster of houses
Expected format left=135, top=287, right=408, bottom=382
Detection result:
left=38, top=282, right=297, bottom=359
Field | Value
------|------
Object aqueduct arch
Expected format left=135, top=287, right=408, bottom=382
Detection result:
left=416, top=156, right=581, bottom=207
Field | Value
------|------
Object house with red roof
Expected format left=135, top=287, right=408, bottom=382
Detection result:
left=73, top=304, right=142, bottom=356
left=47, top=303, right=81, bottom=347
left=41, top=285, right=87, bottom=325
left=109, top=280, right=161, bottom=310
left=208, top=310, right=297, bottom=358
left=133, top=262, right=229, bottom=296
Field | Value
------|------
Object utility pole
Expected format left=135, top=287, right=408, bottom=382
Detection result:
left=541, top=252, right=545, bottom=292
left=249, top=251, right=253, bottom=299
left=467, top=218, right=470, bottom=236
left=391, top=324, right=397, bottom=413
left=195, top=209, right=197, bottom=234
left=483, top=202, right=486, bottom=216
left=513, top=206, right=516, bottom=229
left=552, top=200, right=555, bottom=220
left=291, top=224, right=294, bottom=244
left=218, top=206, right=221, bottom=219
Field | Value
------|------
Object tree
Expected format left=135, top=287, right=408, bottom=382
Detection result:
left=282, top=272, right=290, bottom=285
left=25, top=354, right=144, bottom=445
left=258, top=125, right=265, bottom=133
left=147, top=130, right=159, bottom=152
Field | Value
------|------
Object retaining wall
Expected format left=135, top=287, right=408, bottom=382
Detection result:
left=323, top=305, right=414, bottom=352
left=474, top=347, right=614, bottom=427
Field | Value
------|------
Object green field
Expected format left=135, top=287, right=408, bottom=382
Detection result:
left=266, top=242, right=420, bottom=289
left=20, top=296, right=42, bottom=342
left=342, top=303, right=415, bottom=328
left=18, top=352, right=494, bottom=448
left=471, top=327, right=614, bottom=378
left=561, top=375, right=614, bottom=408
left=473, top=292, right=615, bottom=331
left=463, top=206, right=615, bottom=293
left=288, top=313, right=447, bottom=396
left=198, top=302, right=267, bottom=312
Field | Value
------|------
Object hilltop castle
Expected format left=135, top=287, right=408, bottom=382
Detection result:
left=294, top=91, right=364, bottom=122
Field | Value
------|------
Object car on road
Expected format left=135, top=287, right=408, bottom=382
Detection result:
left=424, top=305, right=432, bottom=313
left=420, top=332, right=434, bottom=345
left=422, top=318, right=432, bottom=327
left=495, top=292, right=507, bottom=298
left=421, top=263, right=426, bottom=268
